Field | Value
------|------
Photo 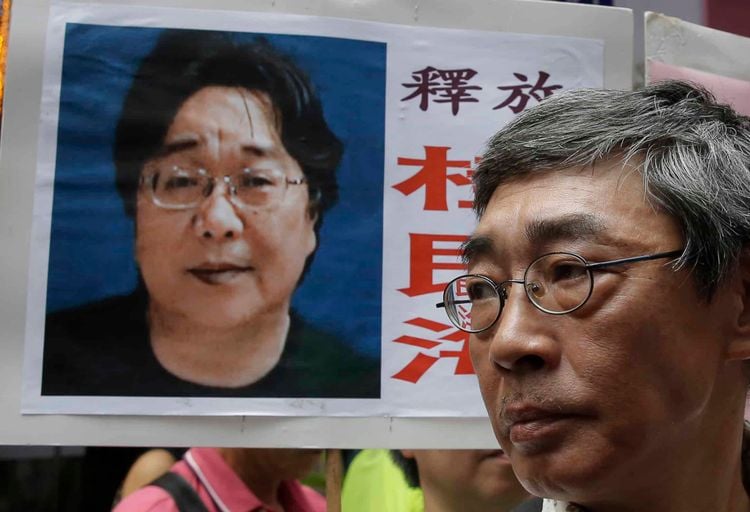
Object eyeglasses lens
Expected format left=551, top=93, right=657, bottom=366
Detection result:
left=525, top=253, right=592, bottom=314
left=152, top=167, right=286, bottom=209
left=444, top=253, right=595, bottom=332
left=153, top=169, right=204, bottom=208
left=445, top=275, right=501, bottom=333
left=234, top=168, right=284, bottom=208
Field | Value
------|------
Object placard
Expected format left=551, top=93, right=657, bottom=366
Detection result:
left=1, top=0, right=631, bottom=446
left=23, top=2, right=603, bottom=416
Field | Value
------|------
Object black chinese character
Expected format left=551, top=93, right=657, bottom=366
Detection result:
left=402, top=66, right=482, bottom=115
left=493, top=71, right=563, bottom=114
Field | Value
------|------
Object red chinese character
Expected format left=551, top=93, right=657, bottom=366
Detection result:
left=493, top=71, right=563, bottom=114
left=394, top=146, right=473, bottom=211
left=392, top=317, right=474, bottom=383
left=399, top=233, right=466, bottom=297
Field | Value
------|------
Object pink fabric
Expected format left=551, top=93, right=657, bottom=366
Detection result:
left=114, top=448, right=326, bottom=512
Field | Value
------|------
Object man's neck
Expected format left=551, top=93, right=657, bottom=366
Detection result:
left=422, top=486, right=519, bottom=512
left=149, top=304, right=290, bottom=387
left=556, top=416, right=750, bottom=512
left=219, top=449, right=285, bottom=511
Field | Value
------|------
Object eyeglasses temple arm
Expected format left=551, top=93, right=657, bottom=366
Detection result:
left=586, top=249, right=683, bottom=270
left=436, top=299, right=474, bottom=309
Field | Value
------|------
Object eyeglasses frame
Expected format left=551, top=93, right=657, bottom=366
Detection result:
left=436, top=249, right=684, bottom=333
left=139, top=165, right=307, bottom=211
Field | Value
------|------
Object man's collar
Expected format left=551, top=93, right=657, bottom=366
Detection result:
left=541, top=500, right=584, bottom=512
left=187, top=448, right=321, bottom=512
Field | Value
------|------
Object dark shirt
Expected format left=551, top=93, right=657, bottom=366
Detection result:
left=512, top=498, right=544, bottom=512
left=42, top=288, right=380, bottom=398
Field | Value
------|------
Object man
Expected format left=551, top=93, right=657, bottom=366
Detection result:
left=42, top=29, right=379, bottom=398
left=437, top=81, right=750, bottom=511
left=392, top=450, right=538, bottom=512
left=114, top=448, right=325, bottom=512
left=341, top=449, right=538, bottom=512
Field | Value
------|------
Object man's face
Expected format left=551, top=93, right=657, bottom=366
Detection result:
left=135, top=86, right=316, bottom=328
left=233, top=448, right=323, bottom=480
left=403, top=449, right=529, bottom=509
left=468, top=161, right=745, bottom=502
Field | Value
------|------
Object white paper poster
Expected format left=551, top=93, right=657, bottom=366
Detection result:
left=23, top=1, right=603, bottom=415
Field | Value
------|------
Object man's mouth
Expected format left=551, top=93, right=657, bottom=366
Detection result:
left=501, top=403, right=587, bottom=449
left=479, top=449, right=509, bottom=462
left=187, top=264, right=254, bottom=285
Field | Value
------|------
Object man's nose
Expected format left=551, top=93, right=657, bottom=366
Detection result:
left=485, top=285, right=561, bottom=374
left=192, top=183, right=244, bottom=241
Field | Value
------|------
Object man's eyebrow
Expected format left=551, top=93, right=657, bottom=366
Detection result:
left=154, top=140, right=272, bottom=160
left=461, top=235, right=495, bottom=265
left=241, top=144, right=268, bottom=158
left=524, top=213, right=606, bottom=246
left=155, top=139, right=198, bottom=159
left=463, top=215, right=611, bottom=266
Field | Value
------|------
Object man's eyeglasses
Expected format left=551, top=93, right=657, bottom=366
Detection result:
left=437, top=250, right=683, bottom=333
left=140, top=165, right=307, bottom=210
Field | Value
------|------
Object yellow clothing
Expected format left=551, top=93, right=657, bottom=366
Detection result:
left=342, top=450, right=423, bottom=512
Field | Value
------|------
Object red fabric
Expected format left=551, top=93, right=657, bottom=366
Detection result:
left=706, top=0, right=750, bottom=38
left=114, top=448, right=326, bottom=512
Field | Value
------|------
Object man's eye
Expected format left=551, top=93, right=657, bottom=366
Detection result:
left=163, top=175, right=199, bottom=190
left=549, top=262, right=587, bottom=282
left=238, top=174, right=275, bottom=188
left=466, top=280, right=496, bottom=301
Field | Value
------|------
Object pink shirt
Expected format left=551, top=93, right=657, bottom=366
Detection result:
left=114, top=448, right=326, bottom=512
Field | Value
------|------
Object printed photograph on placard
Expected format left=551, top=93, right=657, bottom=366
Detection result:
left=40, top=24, right=385, bottom=399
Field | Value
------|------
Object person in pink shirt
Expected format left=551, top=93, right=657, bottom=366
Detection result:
left=114, top=447, right=325, bottom=512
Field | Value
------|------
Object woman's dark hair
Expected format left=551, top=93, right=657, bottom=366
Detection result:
left=114, top=29, right=342, bottom=235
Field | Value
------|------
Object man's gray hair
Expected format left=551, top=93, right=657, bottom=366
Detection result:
left=473, top=80, right=750, bottom=299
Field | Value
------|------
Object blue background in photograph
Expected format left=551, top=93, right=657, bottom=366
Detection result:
left=46, top=24, right=386, bottom=358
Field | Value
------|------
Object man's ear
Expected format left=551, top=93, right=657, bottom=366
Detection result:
left=305, top=215, right=318, bottom=258
left=306, top=187, right=321, bottom=223
left=307, top=204, right=319, bottom=224
left=727, top=248, right=750, bottom=361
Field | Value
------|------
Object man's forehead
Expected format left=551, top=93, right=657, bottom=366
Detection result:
left=464, top=212, right=613, bottom=265
left=489, top=154, right=646, bottom=192
left=466, top=165, right=658, bottom=265
left=479, top=161, right=652, bottom=222
left=160, top=87, right=285, bottom=162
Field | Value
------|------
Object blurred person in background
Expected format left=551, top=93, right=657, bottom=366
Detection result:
left=114, top=447, right=325, bottom=512
left=342, top=449, right=540, bottom=512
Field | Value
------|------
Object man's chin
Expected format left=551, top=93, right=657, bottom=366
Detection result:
left=512, top=466, right=576, bottom=502
left=510, top=447, right=617, bottom=504
left=153, top=300, right=275, bottom=329
left=180, top=306, right=276, bottom=330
